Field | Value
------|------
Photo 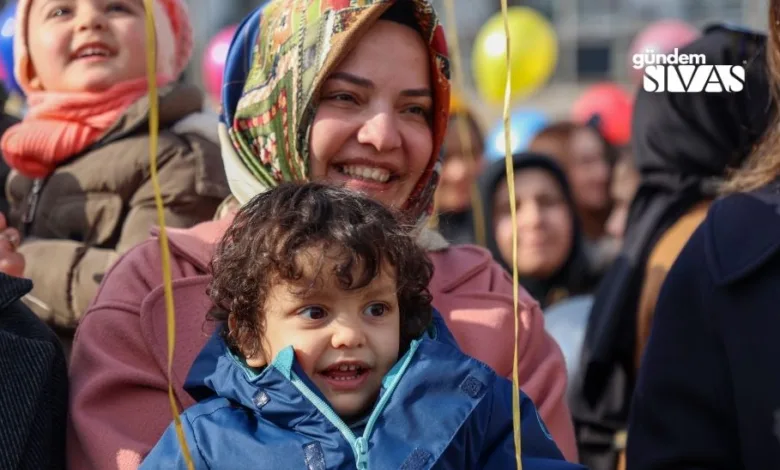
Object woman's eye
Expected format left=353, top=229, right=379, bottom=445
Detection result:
left=299, top=306, right=327, bottom=320
left=327, top=93, right=358, bottom=104
left=405, top=105, right=431, bottom=118
left=538, top=195, right=564, bottom=208
left=364, top=303, right=388, bottom=317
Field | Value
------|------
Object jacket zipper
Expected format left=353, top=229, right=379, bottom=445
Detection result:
left=21, top=178, right=45, bottom=236
left=287, top=338, right=421, bottom=469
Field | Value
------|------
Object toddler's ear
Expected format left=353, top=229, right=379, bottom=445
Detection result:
left=228, top=313, right=267, bottom=368
left=23, top=57, right=42, bottom=91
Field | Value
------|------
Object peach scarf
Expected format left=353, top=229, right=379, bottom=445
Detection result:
left=1, top=76, right=170, bottom=178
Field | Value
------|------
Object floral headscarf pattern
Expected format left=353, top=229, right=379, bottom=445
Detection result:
left=220, top=0, right=451, bottom=226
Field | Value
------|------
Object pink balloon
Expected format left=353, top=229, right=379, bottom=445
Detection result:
left=628, top=19, right=700, bottom=83
left=202, top=25, right=238, bottom=103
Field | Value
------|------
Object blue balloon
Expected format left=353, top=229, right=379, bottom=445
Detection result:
left=485, top=109, right=549, bottom=161
left=0, top=1, right=21, bottom=96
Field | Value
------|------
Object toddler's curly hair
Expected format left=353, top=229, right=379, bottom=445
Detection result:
left=208, top=182, right=434, bottom=360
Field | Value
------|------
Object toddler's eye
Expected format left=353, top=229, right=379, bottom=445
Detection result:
left=49, top=7, right=72, bottom=18
left=364, top=303, right=388, bottom=317
left=106, top=1, right=132, bottom=13
left=299, top=306, right=327, bottom=320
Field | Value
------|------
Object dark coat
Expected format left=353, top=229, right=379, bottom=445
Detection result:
left=627, top=183, right=780, bottom=469
left=0, top=273, right=68, bottom=470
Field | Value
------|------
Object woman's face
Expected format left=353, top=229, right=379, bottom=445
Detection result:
left=435, top=117, right=484, bottom=212
left=493, top=169, right=574, bottom=279
left=568, top=128, right=611, bottom=213
left=309, top=20, right=434, bottom=210
left=606, top=156, right=639, bottom=240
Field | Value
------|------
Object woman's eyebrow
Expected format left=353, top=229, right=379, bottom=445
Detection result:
left=327, top=72, right=432, bottom=98
left=328, top=72, right=374, bottom=89
left=401, top=88, right=432, bottom=98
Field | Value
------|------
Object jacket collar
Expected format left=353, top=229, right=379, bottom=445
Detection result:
left=0, top=273, right=32, bottom=310
left=181, top=312, right=493, bottom=467
left=183, top=311, right=462, bottom=427
left=153, top=215, right=235, bottom=273
left=158, top=214, right=458, bottom=276
left=706, top=182, right=780, bottom=285
left=99, top=83, right=207, bottom=145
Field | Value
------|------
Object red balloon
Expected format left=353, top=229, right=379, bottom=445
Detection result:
left=628, top=19, right=700, bottom=84
left=202, top=25, right=238, bottom=103
left=571, top=82, right=633, bottom=147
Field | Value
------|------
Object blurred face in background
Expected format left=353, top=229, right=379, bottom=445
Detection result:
left=606, top=154, right=640, bottom=240
left=492, top=168, right=573, bottom=279
left=435, top=115, right=485, bottom=213
left=569, top=127, right=612, bottom=214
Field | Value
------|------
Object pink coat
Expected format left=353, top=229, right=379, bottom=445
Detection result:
left=67, top=217, right=577, bottom=469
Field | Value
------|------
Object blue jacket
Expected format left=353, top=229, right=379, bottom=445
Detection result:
left=142, top=313, right=584, bottom=469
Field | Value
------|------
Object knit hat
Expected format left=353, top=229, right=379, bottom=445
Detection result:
left=12, top=0, right=193, bottom=94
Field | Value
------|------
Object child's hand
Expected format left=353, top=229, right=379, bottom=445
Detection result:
left=0, top=213, right=24, bottom=277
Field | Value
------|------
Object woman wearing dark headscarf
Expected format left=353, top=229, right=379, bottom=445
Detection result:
left=626, top=14, right=780, bottom=470
left=530, top=121, right=616, bottom=243
left=570, top=23, right=773, bottom=470
left=479, top=153, right=600, bottom=309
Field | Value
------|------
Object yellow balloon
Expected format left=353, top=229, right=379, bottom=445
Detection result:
left=472, top=7, right=558, bottom=104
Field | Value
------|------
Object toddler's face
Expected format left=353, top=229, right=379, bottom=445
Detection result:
left=242, top=248, right=401, bottom=422
left=26, top=0, right=148, bottom=92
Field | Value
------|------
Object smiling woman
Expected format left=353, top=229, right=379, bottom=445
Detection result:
left=66, top=1, right=578, bottom=467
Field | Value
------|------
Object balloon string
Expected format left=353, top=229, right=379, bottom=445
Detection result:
left=498, top=0, right=523, bottom=468
left=441, top=0, right=486, bottom=247
left=143, top=2, right=195, bottom=468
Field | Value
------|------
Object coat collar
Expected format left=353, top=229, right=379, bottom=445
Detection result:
left=706, top=182, right=780, bottom=285
left=0, top=273, right=31, bottom=310
left=180, top=311, right=490, bottom=466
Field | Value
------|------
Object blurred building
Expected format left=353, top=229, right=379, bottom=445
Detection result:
left=433, top=0, right=768, bottom=126
left=181, top=0, right=768, bottom=125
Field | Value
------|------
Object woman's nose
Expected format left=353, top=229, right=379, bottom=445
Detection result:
left=518, top=203, right=543, bottom=229
left=442, top=159, right=469, bottom=183
left=357, top=111, right=402, bottom=153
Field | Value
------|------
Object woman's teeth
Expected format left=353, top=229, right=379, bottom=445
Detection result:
left=339, top=165, right=391, bottom=183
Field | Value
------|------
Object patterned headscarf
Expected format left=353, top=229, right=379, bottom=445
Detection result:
left=218, top=0, right=451, bottom=229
